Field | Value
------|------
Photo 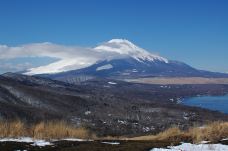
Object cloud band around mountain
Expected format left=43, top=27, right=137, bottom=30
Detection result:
left=0, top=39, right=166, bottom=74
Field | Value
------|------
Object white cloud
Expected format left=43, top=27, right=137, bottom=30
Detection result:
left=0, top=42, right=120, bottom=74
left=0, top=43, right=87, bottom=74
left=0, top=62, right=33, bottom=72
left=0, top=42, right=95, bottom=60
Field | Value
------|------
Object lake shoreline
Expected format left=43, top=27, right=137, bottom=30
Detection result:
left=182, top=95, right=228, bottom=114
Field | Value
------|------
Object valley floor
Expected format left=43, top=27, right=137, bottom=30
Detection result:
left=126, top=77, right=228, bottom=85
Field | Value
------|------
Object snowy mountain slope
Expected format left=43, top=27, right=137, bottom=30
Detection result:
left=24, top=39, right=228, bottom=79
left=25, top=39, right=169, bottom=75
left=47, top=59, right=228, bottom=82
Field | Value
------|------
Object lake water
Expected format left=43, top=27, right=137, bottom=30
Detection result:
left=182, top=95, right=228, bottom=114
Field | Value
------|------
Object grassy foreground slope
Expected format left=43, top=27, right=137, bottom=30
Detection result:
left=131, top=121, right=228, bottom=143
left=0, top=120, right=228, bottom=144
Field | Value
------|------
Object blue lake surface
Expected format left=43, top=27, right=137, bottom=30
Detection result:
left=182, top=95, right=228, bottom=114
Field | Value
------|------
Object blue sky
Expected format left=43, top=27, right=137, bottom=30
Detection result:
left=0, top=0, right=227, bottom=73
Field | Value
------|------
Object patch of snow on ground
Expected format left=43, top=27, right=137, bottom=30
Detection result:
left=0, top=137, right=93, bottom=146
left=85, top=111, right=91, bottom=115
left=169, top=98, right=174, bottom=102
left=150, top=143, right=228, bottom=151
left=183, top=112, right=189, bottom=120
left=31, top=140, right=52, bottom=147
left=101, top=141, right=120, bottom=145
left=118, top=120, right=127, bottom=125
left=0, top=137, right=33, bottom=143
left=143, top=127, right=150, bottom=132
left=0, top=137, right=52, bottom=147
left=200, top=141, right=210, bottom=144
left=62, top=138, right=92, bottom=142
left=108, top=81, right=117, bottom=85
left=160, top=85, right=169, bottom=88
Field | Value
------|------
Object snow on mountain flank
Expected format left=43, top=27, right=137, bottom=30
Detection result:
left=94, top=39, right=168, bottom=63
left=96, top=64, right=113, bottom=71
left=24, top=39, right=169, bottom=75
left=108, top=81, right=117, bottom=85
left=26, top=58, right=95, bottom=75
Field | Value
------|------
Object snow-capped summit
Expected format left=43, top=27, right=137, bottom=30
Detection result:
left=95, top=39, right=168, bottom=63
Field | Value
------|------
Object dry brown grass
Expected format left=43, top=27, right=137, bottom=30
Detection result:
left=0, top=120, right=91, bottom=139
left=0, top=120, right=27, bottom=138
left=189, top=121, right=228, bottom=143
left=131, top=122, right=228, bottom=143
left=0, top=120, right=227, bottom=143
left=131, top=127, right=190, bottom=143
left=31, top=121, right=90, bottom=139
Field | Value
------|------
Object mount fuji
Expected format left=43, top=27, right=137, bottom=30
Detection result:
left=26, top=39, right=228, bottom=81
